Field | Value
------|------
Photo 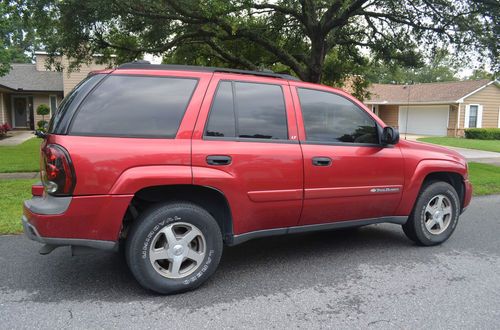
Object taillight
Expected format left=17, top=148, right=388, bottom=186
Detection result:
left=40, top=144, right=76, bottom=196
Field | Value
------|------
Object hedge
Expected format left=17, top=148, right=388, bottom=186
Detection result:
left=464, top=128, right=500, bottom=140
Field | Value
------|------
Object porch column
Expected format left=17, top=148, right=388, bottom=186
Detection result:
left=0, top=92, right=4, bottom=124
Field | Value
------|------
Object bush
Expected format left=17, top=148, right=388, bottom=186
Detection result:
left=464, top=128, right=500, bottom=140
left=36, top=104, right=50, bottom=117
left=0, top=123, right=11, bottom=137
left=37, top=120, right=48, bottom=131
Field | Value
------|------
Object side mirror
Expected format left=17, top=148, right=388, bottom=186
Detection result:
left=381, top=126, right=399, bottom=145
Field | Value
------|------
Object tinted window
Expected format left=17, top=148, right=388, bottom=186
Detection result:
left=205, top=81, right=288, bottom=140
left=205, top=82, right=235, bottom=137
left=70, top=75, right=198, bottom=137
left=298, top=88, right=378, bottom=144
left=49, top=73, right=105, bottom=134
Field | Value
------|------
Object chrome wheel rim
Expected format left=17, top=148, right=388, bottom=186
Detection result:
left=149, top=222, right=206, bottom=279
left=424, top=194, right=453, bottom=235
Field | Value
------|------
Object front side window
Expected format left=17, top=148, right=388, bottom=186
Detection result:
left=468, top=105, right=478, bottom=128
left=70, top=75, right=198, bottom=138
left=205, top=81, right=288, bottom=140
left=298, top=88, right=378, bottom=144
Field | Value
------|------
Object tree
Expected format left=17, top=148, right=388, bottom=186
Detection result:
left=0, top=1, right=36, bottom=76
left=30, top=0, right=498, bottom=85
left=467, top=68, right=495, bottom=80
left=36, top=103, right=50, bottom=130
left=365, top=49, right=460, bottom=84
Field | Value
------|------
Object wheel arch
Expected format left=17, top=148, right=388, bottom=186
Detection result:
left=396, top=159, right=467, bottom=215
left=121, top=184, right=234, bottom=244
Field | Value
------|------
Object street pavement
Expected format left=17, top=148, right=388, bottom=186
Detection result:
left=1, top=195, right=499, bottom=329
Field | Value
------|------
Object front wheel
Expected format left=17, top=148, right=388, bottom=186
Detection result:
left=126, top=201, right=223, bottom=294
left=402, top=181, right=461, bottom=246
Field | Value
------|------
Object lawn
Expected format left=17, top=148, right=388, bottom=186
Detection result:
left=418, top=137, right=500, bottom=153
left=0, top=179, right=37, bottom=234
left=468, top=162, right=500, bottom=196
left=0, top=138, right=42, bottom=173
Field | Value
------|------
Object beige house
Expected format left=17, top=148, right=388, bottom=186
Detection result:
left=0, top=51, right=108, bottom=129
left=365, top=79, right=500, bottom=137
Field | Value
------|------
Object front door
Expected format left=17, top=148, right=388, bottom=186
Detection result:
left=291, top=86, right=405, bottom=225
left=12, top=96, right=29, bottom=128
left=191, top=74, right=303, bottom=235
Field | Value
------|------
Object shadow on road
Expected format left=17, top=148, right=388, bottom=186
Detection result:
left=1, top=224, right=443, bottom=306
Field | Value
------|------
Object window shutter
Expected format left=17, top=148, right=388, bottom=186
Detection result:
left=464, top=105, right=470, bottom=128
left=477, top=105, right=483, bottom=128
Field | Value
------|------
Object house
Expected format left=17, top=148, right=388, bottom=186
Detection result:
left=0, top=51, right=108, bottom=130
left=365, top=79, right=500, bottom=136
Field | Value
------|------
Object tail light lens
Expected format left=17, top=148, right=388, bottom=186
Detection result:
left=40, top=144, right=76, bottom=196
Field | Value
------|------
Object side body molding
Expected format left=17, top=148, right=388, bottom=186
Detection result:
left=396, top=159, right=467, bottom=215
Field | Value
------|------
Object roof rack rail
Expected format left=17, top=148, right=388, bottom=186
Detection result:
left=117, top=62, right=300, bottom=81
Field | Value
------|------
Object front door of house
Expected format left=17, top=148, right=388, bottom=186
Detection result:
left=13, top=96, right=28, bottom=128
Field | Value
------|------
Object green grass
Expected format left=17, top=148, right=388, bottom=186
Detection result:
left=0, top=138, right=41, bottom=173
left=468, top=162, right=500, bottom=196
left=0, top=179, right=37, bottom=234
left=418, top=137, right=500, bottom=153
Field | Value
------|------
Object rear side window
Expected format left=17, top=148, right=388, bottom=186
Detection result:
left=70, top=75, right=198, bottom=138
left=205, top=81, right=288, bottom=140
left=49, top=73, right=105, bottom=134
left=298, top=88, right=378, bottom=144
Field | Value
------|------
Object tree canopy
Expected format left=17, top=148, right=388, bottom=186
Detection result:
left=1, top=0, right=497, bottom=93
left=0, top=0, right=35, bottom=76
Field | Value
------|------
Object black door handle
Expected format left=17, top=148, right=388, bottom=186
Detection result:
left=206, top=155, right=232, bottom=166
left=312, top=157, right=332, bottom=166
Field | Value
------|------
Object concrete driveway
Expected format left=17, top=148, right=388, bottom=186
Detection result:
left=402, top=134, right=500, bottom=165
left=1, top=195, right=499, bottom=329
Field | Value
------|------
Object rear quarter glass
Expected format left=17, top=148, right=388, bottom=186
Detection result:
left=69, top=75, right=198, bottom=138
left=49, top=73, right=106, bottom=134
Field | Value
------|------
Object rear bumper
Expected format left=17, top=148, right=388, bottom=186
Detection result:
left=23, top=188, right=133, bottom=251
left=22, top=215, right=117, bottom=250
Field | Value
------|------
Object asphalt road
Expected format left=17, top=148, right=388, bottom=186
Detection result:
left=1, top=195, right=499, bottom=329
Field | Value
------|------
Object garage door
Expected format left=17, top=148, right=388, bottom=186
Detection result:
left=398, top=105, right=449, bottom=136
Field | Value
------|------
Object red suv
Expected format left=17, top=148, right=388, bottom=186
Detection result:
left=23, top=63, right=472, bottom=294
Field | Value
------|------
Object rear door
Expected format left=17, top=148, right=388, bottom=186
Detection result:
left=291, top=84, right=405, bottom=225
left=192, top=74, right=303, bottom=235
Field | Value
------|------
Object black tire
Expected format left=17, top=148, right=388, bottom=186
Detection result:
left=402, top=181, right=461, bottom=246
left=126, top=201, right=223, bottom=294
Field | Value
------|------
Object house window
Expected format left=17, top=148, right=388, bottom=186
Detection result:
left=468, top=105, right=478, bottom=128
left=49, top=95, right=57, bottom=116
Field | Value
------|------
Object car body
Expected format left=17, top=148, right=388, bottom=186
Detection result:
left=23, top=63, right=472, bottom=293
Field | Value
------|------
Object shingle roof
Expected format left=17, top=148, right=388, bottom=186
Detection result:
left=366, top=79, right=494, bottom=104
left=0, top=64, right=63, bottom=92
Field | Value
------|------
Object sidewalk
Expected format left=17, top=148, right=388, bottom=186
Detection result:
left=0, top=131, right=34, bottom=146
left=0, top=172, right=39, bottom=180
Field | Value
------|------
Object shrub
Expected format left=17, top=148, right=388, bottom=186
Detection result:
left=464, top=128, right=500, bottom=140
left=0, top=123, right=11, bottom=137
left=37, top=120, right=48, bottom=131
left=36, top=104, right=50, bottom=117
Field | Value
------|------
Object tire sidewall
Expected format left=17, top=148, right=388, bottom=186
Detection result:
left=126, top=203, right=222, bottom=294
left=413, top=182, right=460, bottom=245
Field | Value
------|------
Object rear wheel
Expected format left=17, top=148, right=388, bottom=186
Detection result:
left=126, top=201, right=223, bottom=294
left=402, top=181, right=460, bottom=246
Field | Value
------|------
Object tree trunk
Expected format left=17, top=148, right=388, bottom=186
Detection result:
left=306, top=33, right=326, bottom=83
